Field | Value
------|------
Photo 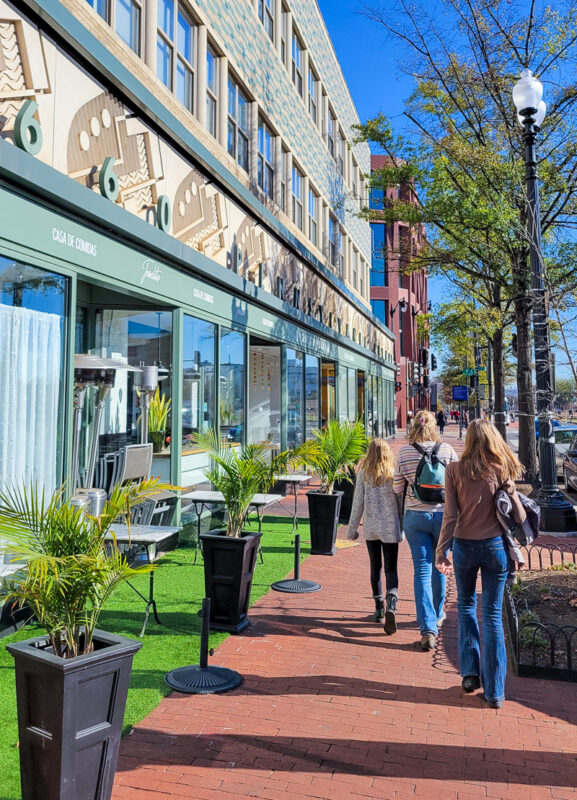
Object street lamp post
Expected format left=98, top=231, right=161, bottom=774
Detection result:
left=512, top=69, right=577, bottom=533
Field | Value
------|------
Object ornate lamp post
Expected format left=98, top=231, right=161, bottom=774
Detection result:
left=512, top=69, right=577, bottom=532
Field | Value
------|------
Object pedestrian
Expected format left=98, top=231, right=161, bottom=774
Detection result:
left=406, top=410, right=414, bottom=433
left=436, top=409, right=446, bottom=435
left=462, top=408, right=469, bottom=428
left=435, top=419, right=526, bottom=709
left=393, top=410, right=459, bottom=651
left=347, top=438, right=403, bottom=635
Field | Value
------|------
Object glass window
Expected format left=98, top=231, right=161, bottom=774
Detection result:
left=371, top=224, right=387, bottom=286
left=371, top=299, right=388, bottom=325
left=280, top=9, right=287, bottom=63
left=86, top=0, right=109, bottom=21
left=292, top=165, right=303, bottom=229
left=352, top=248, right=358, bottom=290
left=206, top=46, right=218, bottom=137
left=220, top=328, right=245, bottom=444
left=280, top=147, right=288, bottom=213
left=228, top=78, right=250, bottom=171
left=370, top=187, right=385, bottom=210
left=258, top=119, right=274, bottom=200
left=308, top=67, right=318, bottom=123
left=249, top=344, right=281, bottom=452
left=182, top=315, right=215, bottom=451
left=348, top=368, right=356, bottom=422
left=258, top=0, right=274, bottom=41
left=338, top=366, right=348, bottom=422
left=116, top=0, right=141, bottom=53
left=157, top=36, right=172, bottom=88
left=329, top=215, right=340, bottom=268
left=287, top=349, right=304, bottom=448
left=308, top=188, right=318, bottom=246
left=321, top=361, right=336, bottom=427
left=328, top=110, right=336, bottom=157
left=336, top=131, right=345, bottom=175
left=176, top=10, right=195, bottom=110
left=305, top=355, right=319, bottom=439
left=291, top=32, right=303, bottom=96
left=0, top=258, right=67, bottom=496
left=157, top=1, right=195, bottom=110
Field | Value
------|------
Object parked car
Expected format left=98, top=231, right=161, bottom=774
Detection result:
left=535, top=418, right=563, bottom=437
left=559, top=429, right=577, bottom=488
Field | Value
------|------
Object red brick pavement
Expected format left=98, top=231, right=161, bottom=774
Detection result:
left=113, top=423, right=577, bottom=800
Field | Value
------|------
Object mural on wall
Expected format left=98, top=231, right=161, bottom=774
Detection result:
left=0, top=0, right=392, bottom=362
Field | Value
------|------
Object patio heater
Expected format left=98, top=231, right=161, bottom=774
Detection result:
left=136, top=363, right=169, bottom=445
left=71, top=355, right=142, bottom=490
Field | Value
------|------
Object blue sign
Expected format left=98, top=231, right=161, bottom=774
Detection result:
left=452, top=385, right=468, bottom=402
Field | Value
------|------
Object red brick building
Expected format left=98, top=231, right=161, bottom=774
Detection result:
left=369, top=155, right=429, bottom=430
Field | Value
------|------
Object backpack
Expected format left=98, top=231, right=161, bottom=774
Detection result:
left=411, top=443, right=447, bottom=503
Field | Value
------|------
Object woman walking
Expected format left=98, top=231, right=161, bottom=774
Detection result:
left=436, top=419, right=526, bottom=708
left=347, top=438, right=403, bottom=634
left=436, top=409, right=446, bottom=435
left=394, top=410, right=458, bottom=650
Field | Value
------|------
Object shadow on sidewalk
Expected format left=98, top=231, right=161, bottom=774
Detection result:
left=117, top=731, right=577, bottom=786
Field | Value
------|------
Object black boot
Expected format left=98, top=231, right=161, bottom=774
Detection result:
left=374, top=597, right=385, bottom=622
left=384, top=593, right=398, bottom=635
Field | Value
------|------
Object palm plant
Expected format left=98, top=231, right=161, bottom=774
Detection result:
left=148, top=389, right=171, bottom=432
left=0, top=479, right=164, bottom=658
left=195, top=429, right=299, bottom=537
left=300, top=419, right=367, bottom=494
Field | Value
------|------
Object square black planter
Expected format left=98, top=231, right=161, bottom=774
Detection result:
left=7, top=629, right=141, bottom=800
left=306, top=491, right=343, bottom=555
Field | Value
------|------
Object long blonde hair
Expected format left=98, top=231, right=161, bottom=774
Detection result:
left=361, top=438, right=395, bottom=486
left=408, top=410, right=441, bottom=445
left=461, top=418, right=523, bottom=481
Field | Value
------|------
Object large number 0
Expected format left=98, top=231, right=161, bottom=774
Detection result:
left=99, top=156, right=119, bottom=202
left=14, top=100, right=42, bottom=156
left=157, top=195, right=171, bottom=232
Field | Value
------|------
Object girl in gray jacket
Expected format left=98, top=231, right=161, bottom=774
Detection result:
left=348, top=438, right=403, bottom=634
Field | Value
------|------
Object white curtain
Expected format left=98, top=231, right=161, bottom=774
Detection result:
left=0, top=304, right=62, bottom=496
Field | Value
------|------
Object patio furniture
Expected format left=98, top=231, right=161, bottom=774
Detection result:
left=107, top=524, right=180, bottom=636
left=272, top=474, right=312, bottom=534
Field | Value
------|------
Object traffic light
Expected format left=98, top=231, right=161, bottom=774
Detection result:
left=469, top=374, right=476, bottom=388
left=431, top=354, right=438, bottom=371
left=421, top=348, right=429, bottom=368
left=423, top=375, right=430, bottom=389
left=395, top=381, right=402, bottom=393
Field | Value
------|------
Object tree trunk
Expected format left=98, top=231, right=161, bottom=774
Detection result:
left=492, top=328, right=507, bottom=440
left=515, top=289, right=538, bottom=482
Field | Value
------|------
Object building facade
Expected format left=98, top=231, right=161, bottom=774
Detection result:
left=369, top=155, right=428, bottom=430
left=0, top=0, right=395, bottom=496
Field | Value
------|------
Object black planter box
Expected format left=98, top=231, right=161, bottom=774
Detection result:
left=7, top=629, right=141, bottom=800
left=334, top=473, right=356, bottom=524
left=307, top=491, right=343, bottom=556
left=200, top=529, right=262, bottom=634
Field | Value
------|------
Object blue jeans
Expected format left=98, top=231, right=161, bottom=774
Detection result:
left=452, top=536, right=508, bottom=703
left=403, top=510, right=447, bottom=635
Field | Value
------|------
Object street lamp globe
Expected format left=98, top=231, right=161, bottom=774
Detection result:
left=516, top=100, right=546, bottom=129
left=512, top=68, right=543, bottom=116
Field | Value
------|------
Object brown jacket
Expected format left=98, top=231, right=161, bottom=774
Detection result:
left=436, top=461, right=526, bottom=557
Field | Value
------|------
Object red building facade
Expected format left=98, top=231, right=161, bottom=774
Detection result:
left=369, top=155, right=429, bottom=430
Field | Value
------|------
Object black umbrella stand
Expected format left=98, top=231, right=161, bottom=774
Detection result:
left=164, top=597, right=242, bottom=694
left=271, top=534, right=322, bottom=594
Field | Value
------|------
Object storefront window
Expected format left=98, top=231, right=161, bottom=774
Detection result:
left=249, top=344, right=281, bottom=452
left=182, top=315, right=216, bottom=449
left=348, top=368, right=357, bottom=422
left=220, top=328, right=245, bottom=444
left=0, top=257, right=67, bottom=495
left=338, top=365, right=348, bottom=422
left=287, top=348, right=304, bottom=449
left=366, top=375, right=374, bottom=438
left=305, top=355, right=319, bottom=439
left=321, top=361, right=336, bottom=428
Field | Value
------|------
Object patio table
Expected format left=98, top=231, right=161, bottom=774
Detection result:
left=272, top=474, right=312, bottom=534
left=107, top=524, right=181, bottom=636
left=181, top=491, right=283, bottom=564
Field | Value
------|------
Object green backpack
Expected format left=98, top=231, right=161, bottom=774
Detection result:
left=412, top=443, right=447, bottom=503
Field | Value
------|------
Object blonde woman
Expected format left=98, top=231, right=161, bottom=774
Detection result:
left=347, top=438, right=403, bottom=634
left=393, top=410, right=459, bottom=651
left=436, top=419, right=525, bottom=709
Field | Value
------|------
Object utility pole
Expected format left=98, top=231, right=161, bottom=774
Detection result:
left=474, top=339, right=481, bottom=420
left=487, top=339, right=494, bottom=422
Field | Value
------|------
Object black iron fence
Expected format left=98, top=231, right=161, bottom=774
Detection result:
left=504, top=542, right=577, bottom=682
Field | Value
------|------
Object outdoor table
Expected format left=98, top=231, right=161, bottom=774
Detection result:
left=181, top=490, right=283, bottom=564
left=273, top=474, right=312, bottom=534
left=107, top=524, right=181, bottom=636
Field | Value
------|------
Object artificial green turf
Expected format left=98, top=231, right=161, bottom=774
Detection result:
left=0, top=515, right=308, bottom=800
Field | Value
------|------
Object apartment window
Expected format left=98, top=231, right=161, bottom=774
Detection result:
left=352, top=248, right=358, bottom=290
left=206, top=46, right=218, bottom=137
left=370, top=186, right=385, bottom=210
left=327, top=110, right=336, bottom=157
left=352, top=164, right=358, bottom=202
left=276, top=276, right=284, bottom=298
left=292, top=166, right=303, bottom=230
left=337, top=131, right=345, bottom=175
left=116, top=0, right=141, bottom=53
left=157, top=0, right=195, bottom=111
left=293, top=288, right=300, bottom=309
left=360, top=258, right=365, bottom=297
left=228, top=78, right=249, bottom=171
left=258, top=119, right=274, bottom=200
left=280, top=148, right=288, bottom=212
left=371, top=224, right=387, bottom=287
left=86, top=0, right=108, bottom=21
left=308, top=188, right=318, bottom=247
left=258, top=0, right=274, bottom=41
left=329, top=215, right=339, bottom=267
left=371, top=299, right=388, bottom=325
left=291, top=32, right=304, bottom=96
left=281, top=8, right=287, bottom=63
left=308, top=67, right=318, bottom=123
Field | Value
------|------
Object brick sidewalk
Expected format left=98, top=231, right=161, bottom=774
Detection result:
left=113, top=423, right=577, bottom=800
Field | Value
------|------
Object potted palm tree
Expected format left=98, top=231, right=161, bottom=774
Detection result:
left=195, top=430, right=297, bottom=633
left=148, top=388, right=171, bottom=452
left=302, top=419, right=367, bottom=555
left=0, top=479, right=162, bottom=800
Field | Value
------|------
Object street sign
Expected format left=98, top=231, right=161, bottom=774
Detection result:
left=478, top=366, right=486, bottom=372
left=462, top=368, right=475, bottom=376
left=452, top=385, right=468, bottom=402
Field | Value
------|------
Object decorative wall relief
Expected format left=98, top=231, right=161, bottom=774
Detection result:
left=173, top=167, right=227, bottom=258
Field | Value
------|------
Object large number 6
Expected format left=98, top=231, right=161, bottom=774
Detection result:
left=14, top=100, right=42, bottom=156
left=157, top=195, right=171, bottom=232
left=99, top=156, right=119, bottom=202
